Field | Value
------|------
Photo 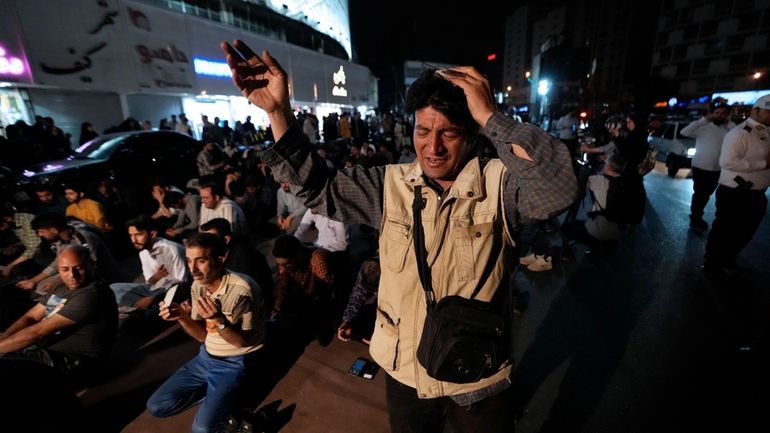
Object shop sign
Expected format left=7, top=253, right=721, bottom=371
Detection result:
left=332, top=65, right=347, bottom=97
left=0, top=46, right=25, bottom=76
left=193, top=58, right=231, bottom=78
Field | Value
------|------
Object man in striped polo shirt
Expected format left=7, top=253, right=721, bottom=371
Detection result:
left=146, top=233, right=266, bottom=433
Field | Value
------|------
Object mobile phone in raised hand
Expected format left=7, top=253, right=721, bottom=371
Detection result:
left=437, top=69, right=467, bottom=79
left=163, top=284, right=178, bottom=306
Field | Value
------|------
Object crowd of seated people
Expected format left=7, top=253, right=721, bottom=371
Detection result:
left=0, top=110, right=404, bottom=430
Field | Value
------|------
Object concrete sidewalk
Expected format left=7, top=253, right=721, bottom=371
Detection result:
left=76, top=317, right=387, bottom=433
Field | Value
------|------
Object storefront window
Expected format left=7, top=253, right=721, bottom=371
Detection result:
left=0, top=88, right=32, bottom=136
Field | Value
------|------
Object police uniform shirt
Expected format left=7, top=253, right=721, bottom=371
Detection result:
left=718, top=117, right=770, bottom=191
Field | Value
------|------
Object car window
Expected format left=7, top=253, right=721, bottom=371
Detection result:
left=147, top=132, right=199, bottom=153
left=132, top=133, right=169, bottom=153
left=115, top=137, right=154, bottom=157
left=75, top=135, right=126, bottom=159
left=663, top=124, right=676, bottom=139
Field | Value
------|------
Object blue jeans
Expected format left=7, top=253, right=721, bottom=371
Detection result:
left=147, top=345, right=248, bottom=433
left=110, top=283, right=160, bottom=307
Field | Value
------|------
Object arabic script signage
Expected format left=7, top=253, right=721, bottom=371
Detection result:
left=10, top=0, right=194, bottom=91
left=13, top=0, right=132, bottom=89
left=136, top=44, right=189, bottom=64
left=0, top=46, right=25, bottom=76
left=0, top=0, right=33, bottom=84
left=126, top=0, right=194, bottom=90
left=332, top=65, right=347, bottom=97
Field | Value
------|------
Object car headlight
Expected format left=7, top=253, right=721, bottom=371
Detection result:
left=686, top=148, right=696, bottom=157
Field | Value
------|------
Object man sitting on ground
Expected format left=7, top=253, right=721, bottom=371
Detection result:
left=561, top=154, right=628, bottom=259
left=146, top=233, right=266, bottom=433
left=0, top=245, right=118, bottom=387
left=149, top=178, right=184, bottom=220
left=63, top=183, right=110, bottom=232
left=161, top=189, right=201, bottom=241
left=270, top=235, right=335, bottom=341
left=16, top=213, right=120, bottom=293
left=0, top=204, right=40, bottom=279
left=337, top=257, right=380, bottom=344
left=33, top=183, right=68, bottom=216
left=275, top=181, right=307, bottom=235
left=198, top=182, right=249, bottom=237
left=200, top=218, right=274, bottom=311
left=110, top=215, right=190, bottom=315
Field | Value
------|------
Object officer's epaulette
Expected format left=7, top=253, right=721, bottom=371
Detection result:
left=743, top=125, right=753, bottom=132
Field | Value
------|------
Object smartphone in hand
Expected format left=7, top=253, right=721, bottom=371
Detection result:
left=162, top=284, right=178, bottom=306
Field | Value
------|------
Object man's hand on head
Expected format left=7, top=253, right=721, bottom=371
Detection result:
left=436, top=67, right=495, bottom=127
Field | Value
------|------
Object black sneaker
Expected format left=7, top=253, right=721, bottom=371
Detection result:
left=221, top=411, right=263, bottom=433
left=221, top=415, right=243, bottom=433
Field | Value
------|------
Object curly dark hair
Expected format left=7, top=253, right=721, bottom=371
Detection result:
left=272, top=235, right=303, bottom=259
left=185, top=232, right=226, bottom=259
left=405, top=70, right=478, bottom=140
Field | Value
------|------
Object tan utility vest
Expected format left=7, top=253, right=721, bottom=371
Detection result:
left=369, top=157, right=514, bottom=399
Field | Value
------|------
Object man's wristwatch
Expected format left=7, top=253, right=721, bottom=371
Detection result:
left=207, top=317, right=227, bottom=331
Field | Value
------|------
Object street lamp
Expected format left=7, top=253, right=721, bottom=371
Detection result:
left=753, top=72, right=762, bottom=80
left=537, top=79, right=550, bottom=96
left=537, top=79, right=551, bottom=125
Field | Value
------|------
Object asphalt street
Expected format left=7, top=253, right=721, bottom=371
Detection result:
left=77, top=163, right=770, bottom=433
left=511, top=165, right=770, bottom=433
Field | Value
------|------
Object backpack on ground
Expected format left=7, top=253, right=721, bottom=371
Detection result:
left=592, top=175, right=646, bottom=225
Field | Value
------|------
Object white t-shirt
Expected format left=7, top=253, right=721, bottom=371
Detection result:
left=294, top=209, right=350, bottom=252
left=139, top=238, right=191, bottom=291
left=584, top=175, right=623, bottom=241
left=680, top=117, right=732, bottom=171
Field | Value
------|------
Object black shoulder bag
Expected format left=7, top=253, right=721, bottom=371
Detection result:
left=412, top=186, right=511, bottom=384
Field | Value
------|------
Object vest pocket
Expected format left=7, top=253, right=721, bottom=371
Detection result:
left=382, top=218, right=412, bottom=272
left=370, top=306, right=400, bottom=371
left=454, top=221, right=495, bottom=281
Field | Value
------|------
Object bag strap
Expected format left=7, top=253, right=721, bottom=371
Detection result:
left=412, top=185, right=436, bottom=310
left=412, top=185, right=492, bottom=309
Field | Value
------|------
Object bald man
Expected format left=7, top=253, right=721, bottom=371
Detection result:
left=0, top=245, right=117, bottom=386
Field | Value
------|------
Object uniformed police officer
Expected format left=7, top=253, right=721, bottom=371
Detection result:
left=703, top=94, right=770, bottom=275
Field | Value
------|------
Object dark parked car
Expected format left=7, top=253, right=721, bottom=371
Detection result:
left=13, top=130, right=202, bottom=211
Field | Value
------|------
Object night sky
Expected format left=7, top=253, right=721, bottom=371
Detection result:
left=348, top=1, right=520, bottom=109
left=349, top=1, right=517, bottom=77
